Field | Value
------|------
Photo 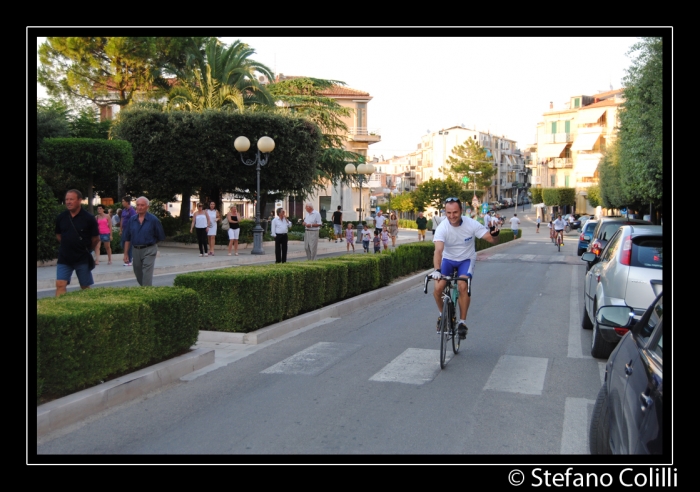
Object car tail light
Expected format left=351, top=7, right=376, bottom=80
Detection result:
left=591, top=240, right=602, bottom=256
left=620, top=237, right=632, bottom=265
left=579, top=231, right=585, bottom=241
left=614, top=327, right=629, bottom=336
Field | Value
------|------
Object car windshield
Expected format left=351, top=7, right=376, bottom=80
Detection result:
left=631, top=238, right=663, bottom=269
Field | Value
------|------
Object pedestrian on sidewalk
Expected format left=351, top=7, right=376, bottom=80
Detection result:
left=509, top=213, right=521, bottom=238
left=54, top=189, right=99, bottom=297
left=416, top=212, right=427, bottom=241
left=381, top=229, right=390, bottom=250
left=206, top=202, right=220, bottom=256
left=271, top=207, right=291, bottom=263
left=303, top=203, right=322, bottom=261
left=190, top=203, right=211, bottom=256
left=122, top=196, right=165, bottom=286
left=119, top=196, right=136, bottom=266
left=332, top=206, right=343, bottom=243
left=387, top=212, right=399, bottom=247
left=374, top=209, right=386, bottom=236
left=536, top=216, right=541, bottom=233
left=373, top=230, right=381, bottom=253
left=345, top=223, right=355, bottom=252
left=94, top=204, right=113, bottom=265
left=361, top=224, right=371, bottom=253
left=226, top=205, right=240, bottom=256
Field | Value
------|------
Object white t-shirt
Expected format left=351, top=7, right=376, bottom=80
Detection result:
left=374, top=214, right=386, bottom=229
left=484, top=214, right=491, bottom=227
left=361, top=228, right=372, bottom=241
left=433, top=216, right=489, bottom=261
left=553, top=218, right=566, bottom=230
left=509, top=217, right=521, bottom=229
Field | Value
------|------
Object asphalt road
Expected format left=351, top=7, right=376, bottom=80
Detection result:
left=36, top=233, right=603, bottom=460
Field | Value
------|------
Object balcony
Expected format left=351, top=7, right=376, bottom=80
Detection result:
left=553, top=157, right=573, bottom=168
left=542, top=132, right=573, bottom=144
left=347, top=127, right=381, bottom=143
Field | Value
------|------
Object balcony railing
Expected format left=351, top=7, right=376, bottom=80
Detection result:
left=542, top=132, right=573, bottom=144
left=553, top=157, right=573, bottom=168
left=348, top=127, right=381, bottom=136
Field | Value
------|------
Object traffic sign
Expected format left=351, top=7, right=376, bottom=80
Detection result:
left=462, top=176, right=469, bottom=183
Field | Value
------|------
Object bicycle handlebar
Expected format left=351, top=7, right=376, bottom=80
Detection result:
left=423, top=274, right=471, bottom=296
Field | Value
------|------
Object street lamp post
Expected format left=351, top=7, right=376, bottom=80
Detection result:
left=345, top=161, right=375, bottom=244
left=234, top=135, right=275, bottom=255
left=467, top=171, right=482, bottom=198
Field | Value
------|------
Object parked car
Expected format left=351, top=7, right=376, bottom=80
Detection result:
left=589, top=292, right=663, bottom=454
left=585, top=217, right=652, bottom=267
left=577, top=219, right=598, bottom=256
left=488, top=201, right=501, bottom=211
left=577, top=214, right=592, bottom=229
left=581, top=224, right=663, bottom=359
left=501, top=198, right=513, bottom=208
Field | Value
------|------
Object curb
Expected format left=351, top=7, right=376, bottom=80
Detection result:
left=37, top=347, right=215, bottom=438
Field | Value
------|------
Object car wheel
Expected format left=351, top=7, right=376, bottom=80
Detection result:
left=591, top=318, right=616, bottom=359
left=577, top=247, right=585, bottom=256
left=581, top=301, right=593, bottom=330
left=590, top=384, right=612, bottom=454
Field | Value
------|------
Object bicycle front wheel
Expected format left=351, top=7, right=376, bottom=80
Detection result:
left=440, top=300, right=450, bottom=369
left=451, top=308, right=460, bottom=354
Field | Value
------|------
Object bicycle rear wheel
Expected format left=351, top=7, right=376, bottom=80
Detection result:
left=440, top=300, right=450, bottom=369
left=558, top=237, right=561, bottom=252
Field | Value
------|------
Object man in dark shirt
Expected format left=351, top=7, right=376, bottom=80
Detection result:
left=122, top=196, right=166, bottom=286
left=332, top=205, right=343, bottom=242
left=415, top=211, right=428, bottom=241
left=54, top=189, right=99, bottom=297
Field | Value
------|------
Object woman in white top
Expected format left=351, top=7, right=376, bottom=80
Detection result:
left=206, top=201, right=220, bottom=256
left=190, top=203, right=212, bottom=256
left=226, top=205, right=241, bottom=256
left=271, top=208, right=292, bottom=263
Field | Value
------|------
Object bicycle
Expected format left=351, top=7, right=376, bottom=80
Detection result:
left=555, top=229, right=564, bottom=252
left=424, top=271, right=471, bottom=369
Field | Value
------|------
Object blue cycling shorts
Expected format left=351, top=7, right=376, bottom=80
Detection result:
left=440, top=258, right=474, bottom=278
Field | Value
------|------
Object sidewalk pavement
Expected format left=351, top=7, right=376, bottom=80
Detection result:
left=37, top=217, right=551, bottom=438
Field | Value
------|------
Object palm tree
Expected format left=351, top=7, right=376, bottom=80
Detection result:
left=168, top=38, right=275, bottom=111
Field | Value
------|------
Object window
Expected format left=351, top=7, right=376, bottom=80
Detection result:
left=565, top=120, right=571, bottom=134
left=564, top=175, right=570, bottom=187
left=574, top=97, right=580, bottom=108
left=550, top=175, right=555, bottom=186
left=551, top=121, right=557, bottom=134
left=602, top=230, right=622, bottom=261
left=355, top=102, right=367, bottom=131
left=632, top=238, right=663, bottom=269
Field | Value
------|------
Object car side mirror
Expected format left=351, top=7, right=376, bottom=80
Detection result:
left=596, top=306, right=635, bottom=328
left=581, top=252, right=597, bottom=263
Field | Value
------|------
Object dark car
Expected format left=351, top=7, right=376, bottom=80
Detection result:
left=584, top=217, right=652, bottom=269
left=577, top=219, right=598, bottom=256
left=589, top=293, right=663, bottom=455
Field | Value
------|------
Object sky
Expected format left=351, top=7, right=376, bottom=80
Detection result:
left=36, top=33, right=640, bottom=159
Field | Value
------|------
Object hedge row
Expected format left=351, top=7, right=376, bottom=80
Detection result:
left=173, top=241, right=434, bottom=333
left=36, top=287, right=200, bottom=400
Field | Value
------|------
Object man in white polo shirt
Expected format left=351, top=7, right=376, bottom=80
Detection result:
left=303, top=203, right=322, bottom=260
left=374, top=209, right=386, bottom=236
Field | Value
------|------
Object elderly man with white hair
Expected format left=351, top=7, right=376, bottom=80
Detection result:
left=122, top=196, right=166, bottom=286
left=302, top=203, right=322, bottom=261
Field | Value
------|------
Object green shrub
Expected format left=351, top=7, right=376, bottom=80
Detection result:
left=37, top=175, right=62, bottom=262
left=160, top=216, right=181, bottom=237
left=36, top=286, right=199, bottom=399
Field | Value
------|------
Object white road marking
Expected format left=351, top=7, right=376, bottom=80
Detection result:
left=519, top=254, right=537, bottom=261
left=568, top=265, right=592, bottom=359
left=560, top=397, right=595, bottom=454
left=483, top=355, right=549, bottom=395
left=369, top=348, right=447, bottom=385
left=488, top=254, right=510, bottom=260
left=261, top=341, right=362, bottom=376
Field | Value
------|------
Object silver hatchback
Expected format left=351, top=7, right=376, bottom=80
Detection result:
left=581, top=225, right=662, bottom=359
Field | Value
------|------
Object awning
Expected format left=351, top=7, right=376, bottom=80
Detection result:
left=571, top=132, right=601, bottom=151
left=538, top=142, right=568, bottom=158
left=534, top=203, right=546, bottom=208
left=576, top=159, right=599, bottom=178
left=503, top=154, right=512, bottom=166
left=577, top=107, right=607, bottom=124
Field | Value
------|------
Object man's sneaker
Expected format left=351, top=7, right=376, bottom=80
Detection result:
left=457, top=321, right=468, bottom=340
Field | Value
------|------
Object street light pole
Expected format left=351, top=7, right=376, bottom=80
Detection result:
left=345, top=161, right=375, bottom=244
left=234, top=135, right=275, bottom=255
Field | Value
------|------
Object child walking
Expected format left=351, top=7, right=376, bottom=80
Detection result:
left=381, top=229, right=389, bottom=250
left=361, top=224, right=371, bottom=253
left=373, top=231, right=381, bottom=253
left=345, top=223, right=355, bottom=252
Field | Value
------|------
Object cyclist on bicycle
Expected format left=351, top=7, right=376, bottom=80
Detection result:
left=553, top=214, right=567, bottom=245
left=431, top=197, right=499, bottom=339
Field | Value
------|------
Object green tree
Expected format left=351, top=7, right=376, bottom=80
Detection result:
left=598, top=139, right=630, bottom=209
left=41, top=138, right=134, bottom=214
left=586, top=185, right=602, bottom=208
left=412, top=178, right=469, bottom=211
left=446, top=138, right=497, bottom=190
left=617, top=37, right=663, bottom=216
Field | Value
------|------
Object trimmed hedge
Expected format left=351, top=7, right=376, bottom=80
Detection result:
left=37, top=286, right=199, bottom=399
left=174, top=242, right=436, bottom=333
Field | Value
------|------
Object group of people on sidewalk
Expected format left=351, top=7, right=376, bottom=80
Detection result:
left=54, top=191, right=166, bottom=296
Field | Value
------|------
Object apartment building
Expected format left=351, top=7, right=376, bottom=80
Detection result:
left=531, top=89, right=624, bottom=213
